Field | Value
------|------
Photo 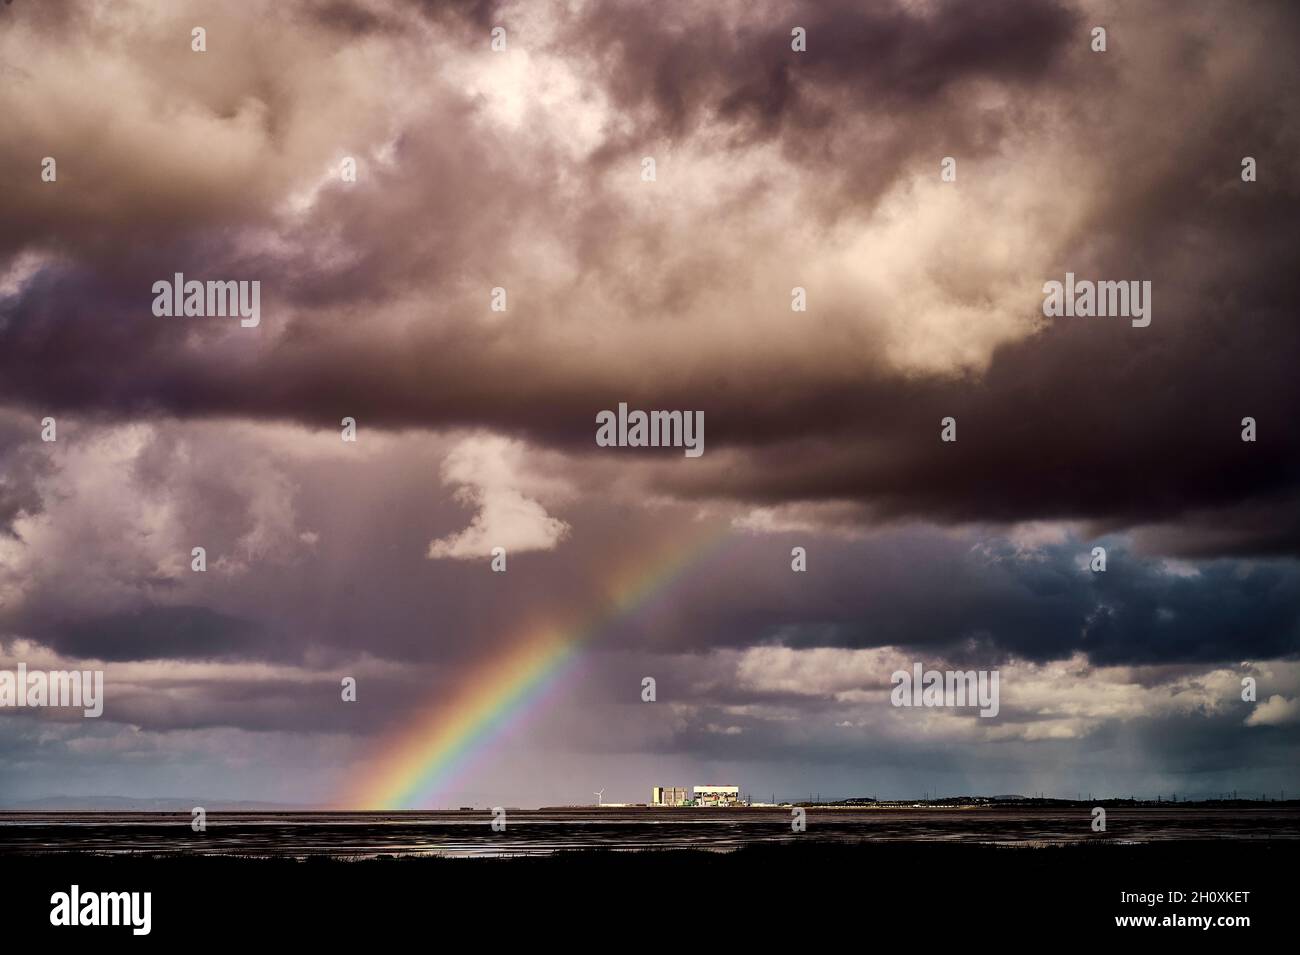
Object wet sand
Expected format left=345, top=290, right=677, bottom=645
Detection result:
left=3, top=805, right=1297, bottom=858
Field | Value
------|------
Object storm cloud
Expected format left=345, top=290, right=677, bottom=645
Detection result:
left=0, top=0, right=1297, bottom=805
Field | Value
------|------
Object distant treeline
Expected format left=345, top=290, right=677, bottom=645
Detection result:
left=818, top=796, right=1300, bottom=808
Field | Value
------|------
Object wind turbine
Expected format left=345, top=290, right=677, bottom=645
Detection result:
left=593, top=789, right=605, bottom=807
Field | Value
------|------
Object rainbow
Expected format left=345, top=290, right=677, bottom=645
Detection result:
left=345, top=527, right=729, bottom=809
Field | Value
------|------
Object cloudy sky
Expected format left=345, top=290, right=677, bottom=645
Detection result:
left=1, top=0, right=1297, bottom=807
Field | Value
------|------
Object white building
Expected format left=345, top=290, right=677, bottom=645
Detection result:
left=693, top=785, right=741, bottom=807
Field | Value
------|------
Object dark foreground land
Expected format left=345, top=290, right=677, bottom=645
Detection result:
left=5, top=804, right=1297, bottom=854
left=6, top=839, right=1294, bottom=942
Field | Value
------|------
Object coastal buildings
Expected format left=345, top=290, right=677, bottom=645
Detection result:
left=652, top=786, right=689, bottom=806
left=651, top=785, right=744, bottom=806
left=693, top=785, right=741, bottom=807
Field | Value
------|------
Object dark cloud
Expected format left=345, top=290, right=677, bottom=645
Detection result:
left=0, top=0, right=1296, bottom=555
left=45, top=606, right=264, bottom=661
left=0, top=411, right=49, bottom=537
left=600, top=530, right=1300, bottom=666
left=585, top=0, right=1080, bottom=142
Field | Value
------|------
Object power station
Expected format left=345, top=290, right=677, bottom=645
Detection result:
left=651, top=785, right=742, bottom=807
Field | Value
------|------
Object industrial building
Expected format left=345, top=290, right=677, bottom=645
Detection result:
left=693, top=785, right=741, bottom=807
left=652, top=786, right=689, bottom=807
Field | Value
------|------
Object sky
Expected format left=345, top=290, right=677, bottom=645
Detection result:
left=0, top=0, right=1298, bottom=807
